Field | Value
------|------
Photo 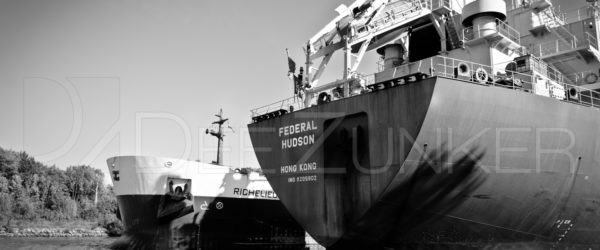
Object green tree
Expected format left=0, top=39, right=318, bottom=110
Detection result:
left=9, top=175, right=25, bottom=200
left=0, top=175, right=9, bottom=193
left=0, top=149, right=18, bottom=179
left=17, top=152, right=41, bottom=178
left=65, top=165, right=104, bottom=202
left=0, top=146, right=118, bottom=225
left=13, top=197, right=35, bottom=219
left=97, top=185, right=118, bottom=215
left=0, top=193, right=13, bottom=220
left=79, top=198, right=98, bottom=220
left=58, top=196, right=78, bottom=219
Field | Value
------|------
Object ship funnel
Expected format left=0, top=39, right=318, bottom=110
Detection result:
left=376, top=43, right=405, bottom=71
left=462, top=0, right=507, bottom=37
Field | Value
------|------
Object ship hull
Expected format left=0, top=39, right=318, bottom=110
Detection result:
left=107, top=156, right=305, bottom=250
left=116, top=195, right=304, bottom=249
left=248, top=76, right=600, bottom=248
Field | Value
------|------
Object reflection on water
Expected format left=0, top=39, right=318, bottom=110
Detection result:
left=0, top=237, right=114, bottom=250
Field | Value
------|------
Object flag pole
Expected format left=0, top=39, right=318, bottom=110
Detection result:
left=286, top=48, right=295, bottom=102
left=304, top=42, right=311, bottom=108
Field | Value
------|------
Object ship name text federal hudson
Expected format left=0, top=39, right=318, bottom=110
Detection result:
left=279, top=121, right=317, bottom=149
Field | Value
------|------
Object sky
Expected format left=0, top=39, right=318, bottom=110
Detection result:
left=0, top=0, right=593, bottom=185
left=0, top=0, right=379, bottom=184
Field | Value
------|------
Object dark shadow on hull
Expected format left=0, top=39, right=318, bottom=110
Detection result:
left=110, top=195, right=306, bottom=250
left=330, top=147, right=487, bottom=249
left=197, top=203, right=306, bottom=250
left=157, top=178, right=194, bottom=224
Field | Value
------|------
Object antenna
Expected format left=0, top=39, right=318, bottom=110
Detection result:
left=205, top=109, right=232, bottom=165
left=227, top=123, right=235, bottom=133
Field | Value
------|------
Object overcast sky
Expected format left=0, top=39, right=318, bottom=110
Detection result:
left=0, top=0, right=383, bottom=183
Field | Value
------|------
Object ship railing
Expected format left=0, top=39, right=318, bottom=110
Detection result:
left=429, top=56, right=534, bottom=93
left=250, top=76, right=376, bottom=121
left=376, top=58, right=386, bottom=72
left=567, top=70, right=600, bottom=85
left=421, top=56, right=599, bottom=106
left=250, top=96, right=304, bottom=120
left=341, top=55, right=562, bottom=101
left=567, top=71, right=588, bottom=84
left=509, top=2, right=593, bottom=24
left=532, top=32, right=599, bottom=57
left=432, top=55, right=600, bottom=107
left=563, top=84, right=600, bottom=107
left=420, top=0, right=451, bottom=10
left=462, top=19, right=520, bottom=45
left=525, top=54, right=565, bottom=83
left=507, top=1, right=525, bottom=12
left=540, top=6, right=567, bottom=27
left=509, top=0, right=547, bottom=12
left=560, top=6, right=598, bottom=24
left=370, top=56, right=537, bottom=93
left=532, top=39, right=572, bottom=57
left=583, top=32, right=599, bottom=50
left=352, top=0, right=424, bottom=42
left=250, top=55, right=600, bottom=121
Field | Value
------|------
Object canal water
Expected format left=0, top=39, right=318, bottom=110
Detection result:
left=0, top=237, right=114, bottom=249
left=0, top=237, right=327, bottom=249
left=0, top=237, right=558, bottom=249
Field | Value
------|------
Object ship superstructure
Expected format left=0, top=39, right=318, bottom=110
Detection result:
left=248, top=0, right=600, bottom=248
left=107, top=111, right=305, bottom=249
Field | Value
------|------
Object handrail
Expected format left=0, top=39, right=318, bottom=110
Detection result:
left=250, top=55, right=600, bottom=121
left=352, top=0, right=459, bottom=43
left=497, top=19, right=521, bottom=44
left=526, top=53, right=564, bottom=83
left=541, top=6, right=566, bottom=27
left=532, top=39, right=571, bottom=57
left=561, top=6, right=597, bottom=24
left=567, top=70, right=599, bottom=84
left=511, top=2, right=595, bottom=25
left=425, top=0, right=451, bottom=10
left=532, top=31, right=599, bottom=57
left=352, top=0, right=424, bottom=42
left=462, top=18, right=520, bottom=45
left=250, top=96, right=304, bottom=118
left=584, top=32, right=599, bottom=50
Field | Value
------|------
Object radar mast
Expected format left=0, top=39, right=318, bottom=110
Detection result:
left=205, top=109, right=233, bottom=165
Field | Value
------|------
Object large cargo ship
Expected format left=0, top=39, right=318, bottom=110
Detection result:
left=107, top=111, right=305, bottom=249
left=248, top=0, right=600, bottom=248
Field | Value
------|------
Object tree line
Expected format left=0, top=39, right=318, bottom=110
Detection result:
left=0, top=147, right=118, bottom=227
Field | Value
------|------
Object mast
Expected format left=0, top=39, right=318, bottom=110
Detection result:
left=205, top=109, right=230, bottom=165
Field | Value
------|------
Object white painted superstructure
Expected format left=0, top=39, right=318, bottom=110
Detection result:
left=107, top=155, right=277, bottom=200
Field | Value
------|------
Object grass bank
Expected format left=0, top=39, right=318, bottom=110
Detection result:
left=0, top=219, right=122, bottom=237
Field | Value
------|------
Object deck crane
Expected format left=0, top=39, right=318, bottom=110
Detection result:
left=300, top=0, right=465, bottom=107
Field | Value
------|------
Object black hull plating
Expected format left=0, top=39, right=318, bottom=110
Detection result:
left=115, top=195, right=305, bottom=250
left=248, top=76, right=600, bottom=248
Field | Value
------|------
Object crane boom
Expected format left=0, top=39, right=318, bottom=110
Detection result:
left=308, top=0, right=389, bottom=55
